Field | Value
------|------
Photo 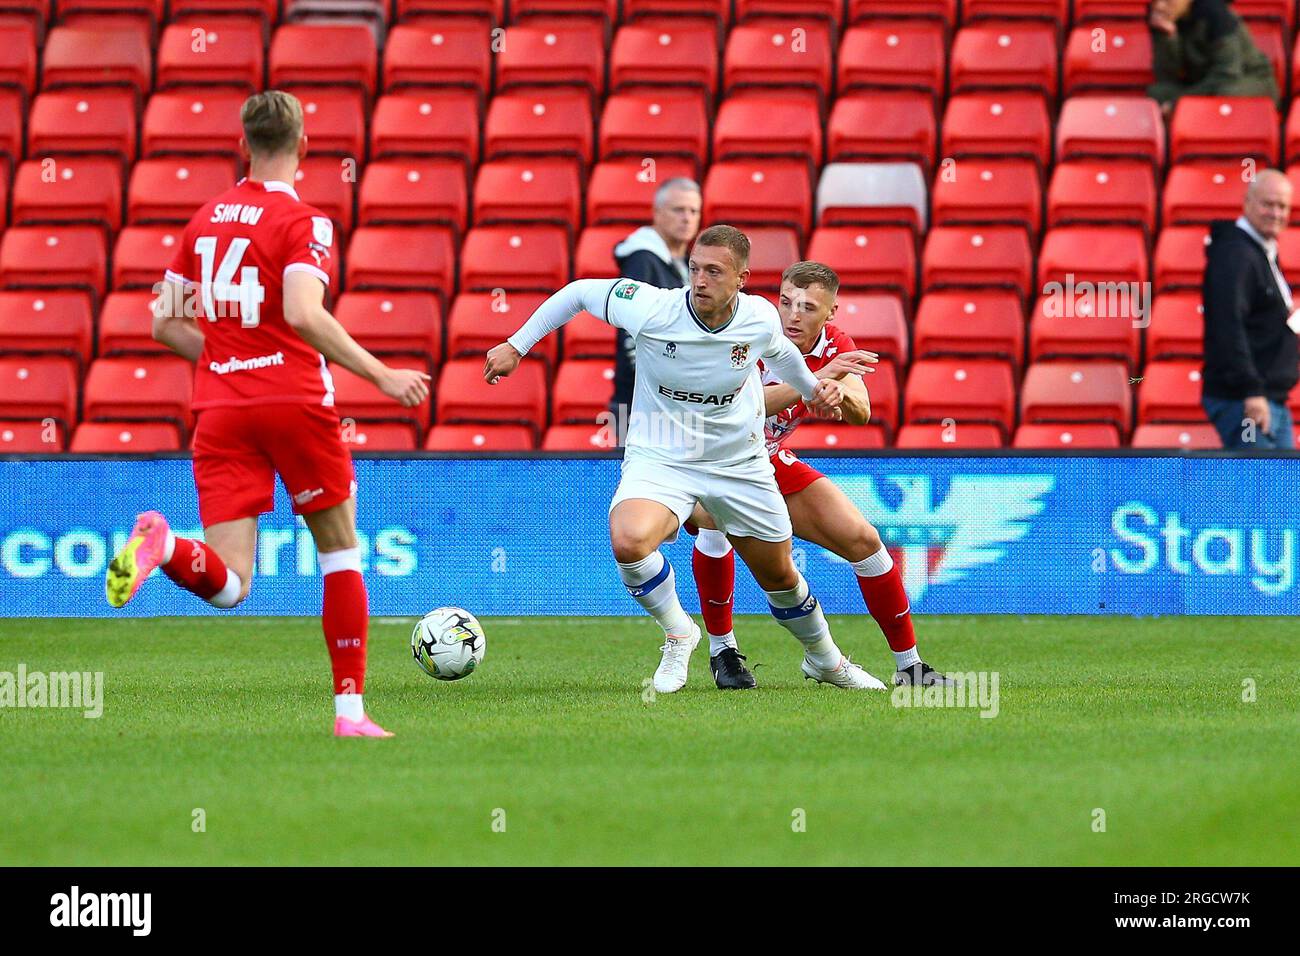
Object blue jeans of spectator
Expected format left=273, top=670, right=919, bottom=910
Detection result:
left=1202, top=396, right=1295, bottom=449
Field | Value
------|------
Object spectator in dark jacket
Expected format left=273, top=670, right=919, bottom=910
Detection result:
left=1202, top=168, right=1298, bottom=449
left=609, top=178, right=701, bottom=419
left=1147, top=0, right=1277, bottom=115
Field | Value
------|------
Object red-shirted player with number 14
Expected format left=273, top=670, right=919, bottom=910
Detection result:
left=104, top=92, right=430, bottom=737
left=690, top=262, right=955, bottom=690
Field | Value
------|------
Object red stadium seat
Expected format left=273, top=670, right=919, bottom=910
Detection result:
left=563, top=310, right=618, bottom=359
left=962, top=0, right=1068, bottom=21
left=940, top=93, right=1052, bottom=169
left=1012, top=423, right=1122, bottom=448
left=460, top=225, right=571, bottom=291
left=0, top=226, right=108, bottom=304
left=1130, top=423, right=1220, bottom=448
left=359, top=158, right=468, bottom=237
left=334, top=291, right=443, bottom=368
left=1236, top=0, right=1294, bottom=28
left=395, top=0, right=505, bottom=25
left=157, top=18, right=264, bottom=92
left=298, top=90, right=366, bottom=160
left=1028, top=290, right=1142, bottom=371
left=472, top=158, right=582, bottom=231
left=10, top=157, right=123, bottom=233
left=141, top=89, right=245, bottom=160
left=436, top=357, right=548, bottom=437
left=339, top=421, right=419, bottom=452
left=445, top=291, right=556, bottom=368
left=0, top=89, right=21, bottom=167
left=513, top=0, right=619, bottom=19
left=1279, top=228, right=1300, bottom=275
left=904, top=358, right=1017, bottom=437
left=484, top=90, right=594, bottom=168
left=112, top=225, right=182, bottom=289
left=702, top=160, right=812, bottom=240
left=1161, top=164, right=1248, bottom=226
left=291, top=155, right=355, bottom=236
left=1169, top=96, right=1279, bottom=165
left=27, top=89, right=138, bottom=162
left=269, top=23, right=378, bottom=104
left=622, top=0, right=729, bottom=20
left=713, top=96, right=823, bottom=166
left=930, top=158, right=1042, bottom=237
left=496, top=22, right=606, bottom=97
left=806, top=226, right=915, bottom=298
left=0, top=20, right=38, bottom=98
left=585, top=158, right=698, bottom=225
left=1037, top=226, right=1148, bottom=288
left=0, top=356, right=78, bottom=429
left=827, top=92, right=936, bottom=174
left=1045, top=160, right=1157, bottom=235
left=598, top=93, right=709, bottom=169
left=1055, top=96, right=1165, bottom=166
left=724, top=22, right=833, bottom=99
left=1245, top=18, right=1286, bottom=94
left=370, top=91, right=480, bottom=166
left=59, top=0, right=166, bottom=25
left=424, top=424, right=536, bottom=451
left=913, top=291, right=1024, bottom=367
left=949, top=24, right=1057, bottom=99
left=345, top=227, right=456, bottom=302
left=1020, top=360, right=1132, bottom=435
left=83, top=355, right=193, bottom=433
left=41, top=23, right=151, bottom=95
left=1153, top=226, right=1209, bottom=291
left=838, top=22, right=946, bottom=98
left=609, top=21, right=719, bottom=94
left=552, top=359, right=615, bottom=423
left=847, top=358, right=898, bottom=435
left=97, top=290, right=165, bottom=355
left=746, top=227, right=802, bottom=292
left=921, top=226, right=1034, bottom=299
left=542, top=423, right=619, bottom=451
left=895, top=422, right=1005, bottom=448
left=383, top=22, right=491, bottom=92
left=783, top=423, right=888, bottom=450
left=0, top=419, right=66, bottom=452
left=329, top=362, right=432, bottom=432
left=816, top=162, right=927, bottom=232
left=1147, top=292, right=1204, bottom=360
left=70, top=421, right=182, bottom=452
left=734, top=0, right=843, bottom=21
left=574, top=225, right=628, bottom=279
left=127, top=157, right=236, bottom=225
left=170, top=0, right=279, bottom=23
left=1063, top=21, right=1153, bottom=95
left=1137, top=360, right=1209, bottom=424
left=831, top=294, right=908, bottom=366
left=0, top=290, right=93, bottom=365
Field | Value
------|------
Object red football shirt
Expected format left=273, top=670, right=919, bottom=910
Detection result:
left=165, top=178, right=338, bottom=410
left=760, top=323, right=861, bottom=453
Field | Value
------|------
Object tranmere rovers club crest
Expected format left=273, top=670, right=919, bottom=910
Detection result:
left=730, top=343, right=749, bottom=368
left=828, top=473, right=1056, bottom=601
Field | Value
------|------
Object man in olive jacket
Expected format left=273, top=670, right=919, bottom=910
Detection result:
left=1202, top=169, right=1297, bottom=449
left=1147, top=0, right=1278, bottom=113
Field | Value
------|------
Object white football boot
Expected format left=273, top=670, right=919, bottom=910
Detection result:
left=801, top=655, right=888, bottom=690
left=653, top=622, right=702, bottom=693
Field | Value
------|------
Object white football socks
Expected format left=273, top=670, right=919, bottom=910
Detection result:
left=335, top=693, right=364, bottom=721
left=617, top=552, right=694, bottom=637
left=765, top=572, right=841, bottom=670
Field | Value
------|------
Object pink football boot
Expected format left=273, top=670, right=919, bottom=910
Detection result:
left=105, top=511, right=170, bottom=608
left=334, top=715, right=395, bottom=738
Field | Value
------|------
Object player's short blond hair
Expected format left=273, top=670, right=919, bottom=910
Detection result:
left=240, top=90, right=304, bottom=158
left=693, top=224, right=750, bottom=270
left=781, top=261, right=840, bottom=297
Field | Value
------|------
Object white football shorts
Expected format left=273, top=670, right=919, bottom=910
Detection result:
left=608, top=453, right=793, bottom=543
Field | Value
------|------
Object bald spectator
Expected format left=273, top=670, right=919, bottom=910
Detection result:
left=609, top=178, right=702, bottom=418
left=1201, top=169, right=1298, bottom=449
left=1147, top=0, right=1278, bottom=116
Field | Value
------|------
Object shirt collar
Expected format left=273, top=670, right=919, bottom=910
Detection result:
left=805, top=328, right=830, bottom=358
left=237, top=177, right=301, bottom=201
left=1236, top=215, right=1277, bottom=258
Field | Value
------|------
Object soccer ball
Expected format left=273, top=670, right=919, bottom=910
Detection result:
left=411, top=607, right=486, bottom=681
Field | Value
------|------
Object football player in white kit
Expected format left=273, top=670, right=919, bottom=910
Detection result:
left=484, top=225, right=888, bottom=692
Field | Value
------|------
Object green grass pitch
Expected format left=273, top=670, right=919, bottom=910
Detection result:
left=1, top=614, right=1296, bottom=866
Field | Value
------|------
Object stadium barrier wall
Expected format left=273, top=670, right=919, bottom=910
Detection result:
left=1, top=453, right=1297, bottom=617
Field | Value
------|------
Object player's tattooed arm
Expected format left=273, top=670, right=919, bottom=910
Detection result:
left=151, top=280, right=206, bottom=362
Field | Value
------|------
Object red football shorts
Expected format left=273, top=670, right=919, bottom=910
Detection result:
left=192, top=403, right=356, bottom=526
left=771, top=447, right=825, bottom=497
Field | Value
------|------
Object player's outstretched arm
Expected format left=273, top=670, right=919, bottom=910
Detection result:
left=283, top=270, right=430, bottom=407
left=151, top=280, right=206, bottom=362
left=484, top=278, right=621, bottom=383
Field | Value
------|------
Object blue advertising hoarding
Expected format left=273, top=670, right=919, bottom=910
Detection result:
left=0, top=454, right=1296, bottom=617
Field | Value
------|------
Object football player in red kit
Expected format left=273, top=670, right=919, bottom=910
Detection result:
left=104, top=91, right=430, bottom=737
left=689, top=261, right=954, bottom=690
